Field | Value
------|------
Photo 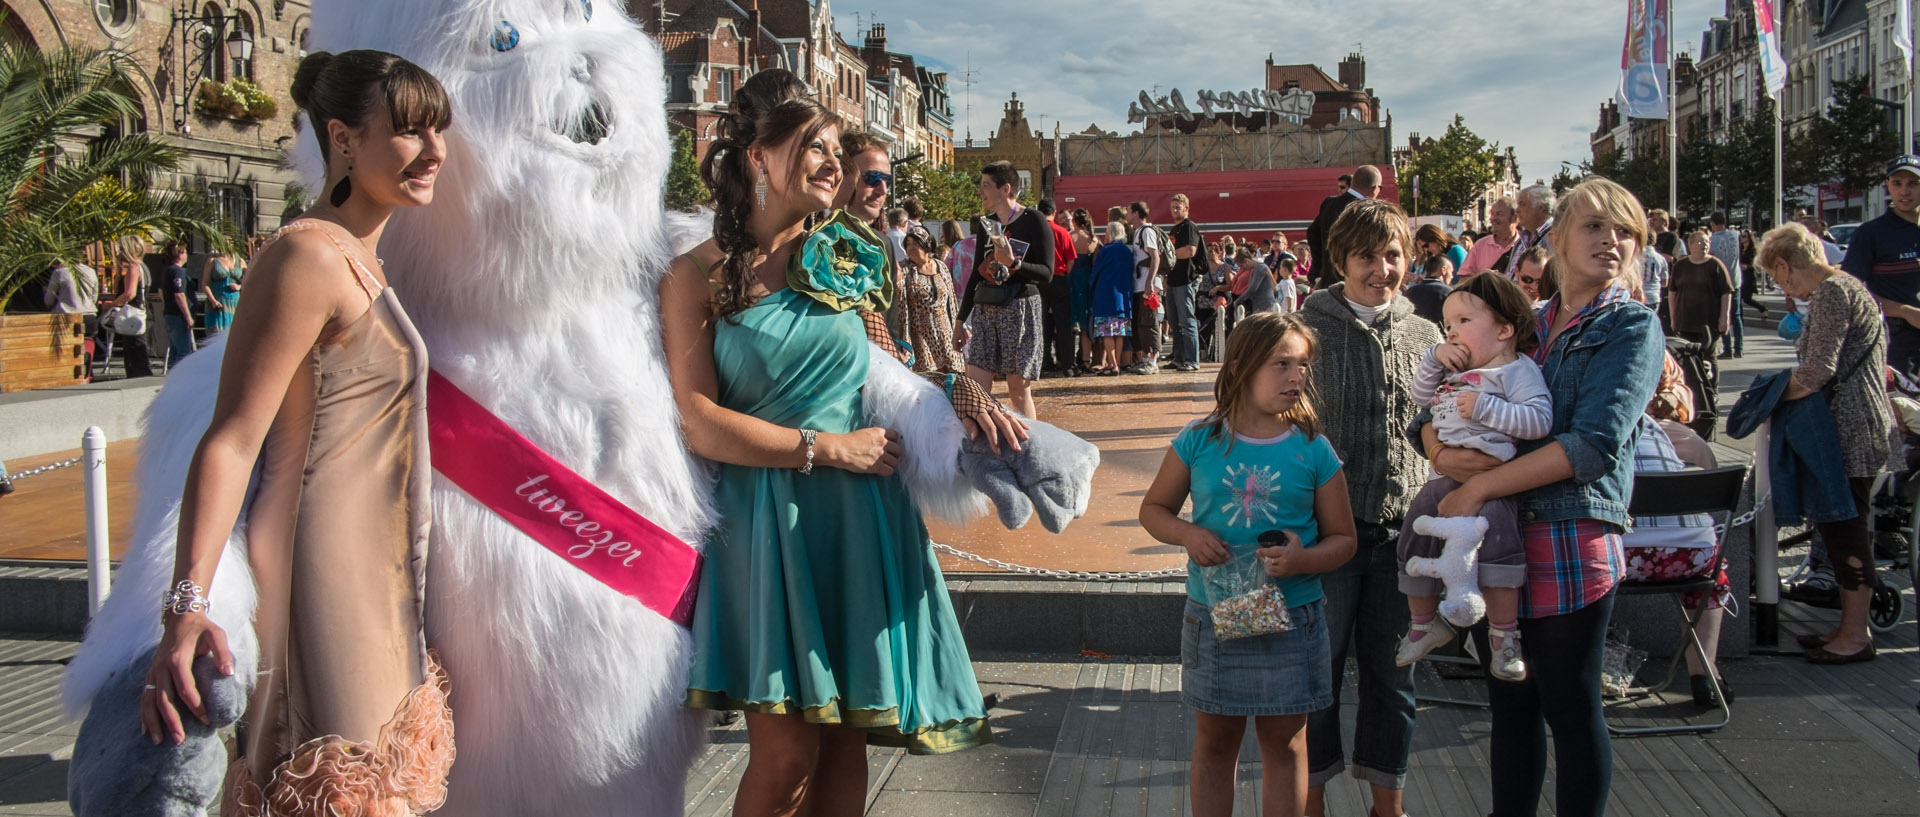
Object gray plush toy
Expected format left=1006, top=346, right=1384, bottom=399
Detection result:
left=959, top=415, right=1101, bottom=532
left=68, top=647, right=245, bottom=817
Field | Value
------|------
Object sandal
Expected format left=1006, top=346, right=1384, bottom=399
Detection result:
left=1805, top=641, right=1876, bottom=665
left=1795, top=632, right=1831, bottom=650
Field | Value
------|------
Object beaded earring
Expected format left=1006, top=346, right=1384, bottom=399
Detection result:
left=755, top=166, right=768, bottom=211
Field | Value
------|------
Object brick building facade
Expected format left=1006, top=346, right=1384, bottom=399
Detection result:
left=640, top=0, right=952, bottom=166
left=5, top=1, right=313, bottom=239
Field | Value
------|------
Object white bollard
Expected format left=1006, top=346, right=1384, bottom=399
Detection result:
left=1752, top=420, right=1778, bottom=605
left=82, top=426, right=110, bottom=614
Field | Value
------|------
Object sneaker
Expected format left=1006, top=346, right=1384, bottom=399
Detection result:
left=1173, top=362, right=1200, bottom=372
left=1488, top=626, right=1527, bottom=682
left=1128, top=361, right=1159, bottom=375
left=1394, top=618, right=1455, bottom=667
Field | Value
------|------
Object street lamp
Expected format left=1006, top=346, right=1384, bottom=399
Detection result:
left=170, top=2, right=251, bottom=128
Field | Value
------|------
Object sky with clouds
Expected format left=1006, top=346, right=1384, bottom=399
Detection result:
left=831, top=0, right=1730, bottom=184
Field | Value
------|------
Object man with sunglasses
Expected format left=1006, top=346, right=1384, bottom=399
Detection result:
left=837, top=131, right=903, bottom=335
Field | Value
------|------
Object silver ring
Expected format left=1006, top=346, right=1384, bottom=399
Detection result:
left=143, top=684, right=157, bottom=691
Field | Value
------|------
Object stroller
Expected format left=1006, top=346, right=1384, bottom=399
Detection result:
left=1666, top=335, right=1718, bottom=442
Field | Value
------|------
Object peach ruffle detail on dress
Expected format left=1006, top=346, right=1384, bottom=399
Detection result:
left=222, top=652, right=455, bottom=817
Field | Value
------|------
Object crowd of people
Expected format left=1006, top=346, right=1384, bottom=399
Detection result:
left=28, top=234, right=253, bottom=382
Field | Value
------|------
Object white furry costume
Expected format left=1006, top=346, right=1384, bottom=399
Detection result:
left=62, top=3, right=1028, bottom=815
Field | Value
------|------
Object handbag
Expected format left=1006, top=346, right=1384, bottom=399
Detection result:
left=103, top=303, right=146, bottom=336
left=972, top=265, right=1020, bottom=305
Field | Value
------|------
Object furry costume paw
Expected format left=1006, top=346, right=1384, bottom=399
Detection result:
left=68, top=648, right=245, bottom=817
left=958, top=416, right=1100, bottom=533
left=1405, top=515, right=1490, bottom=627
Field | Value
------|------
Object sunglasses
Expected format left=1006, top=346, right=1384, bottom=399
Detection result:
left=1517, top=274, right=1540, bottom=285
left=861, top=170, right=893, bottom=188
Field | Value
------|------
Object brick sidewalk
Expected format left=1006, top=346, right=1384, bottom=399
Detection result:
left=13, top=595, right=1916, bottom=817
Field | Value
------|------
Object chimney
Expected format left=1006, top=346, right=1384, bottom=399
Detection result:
left=1338, top=53, right=1365, bottom=91
left=864, top=23, right=886, bottom=55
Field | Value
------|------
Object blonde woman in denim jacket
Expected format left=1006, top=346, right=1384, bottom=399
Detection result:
left=1421, top=179, right=1665, bottom=817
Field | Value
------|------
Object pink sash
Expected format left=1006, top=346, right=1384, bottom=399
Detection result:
left=426, top=370, right=701, bottom=626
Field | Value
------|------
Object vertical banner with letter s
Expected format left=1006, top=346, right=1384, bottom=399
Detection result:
left=1617, top=0, right=1670, bottom=119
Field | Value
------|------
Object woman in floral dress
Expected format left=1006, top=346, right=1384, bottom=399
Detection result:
left=898, top=224, right=965, bottom=373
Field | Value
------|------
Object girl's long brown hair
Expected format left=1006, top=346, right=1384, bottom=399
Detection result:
left=699, top=69, right=839, bottom=318
left=1197, top=312, right=1320, bottom=448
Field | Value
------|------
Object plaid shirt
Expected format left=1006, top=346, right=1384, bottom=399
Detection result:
left=1518, top=283, right=1638, bottom=617
left=1530, top=282, right=1636, bottom=363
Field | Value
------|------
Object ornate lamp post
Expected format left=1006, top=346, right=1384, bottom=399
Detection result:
left=169, top=2, right=252, bottom=130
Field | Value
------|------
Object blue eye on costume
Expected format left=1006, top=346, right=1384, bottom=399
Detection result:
left=579, top=0, right=594, bottom=20
left=491, top=21, right=519, bottom=51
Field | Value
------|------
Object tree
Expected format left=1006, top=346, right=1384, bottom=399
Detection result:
left=1576, top=144, right=1664, bottom=210
left=1808, top=75, right=1900, bottom=201
left=1397, top=115, right=1501, bottom=215
left=1, top=43, right=228, bottom=304
left=895, top=159, right=984, bottom=221
left=1676, top=122, right=1717, bottom=216
left=663, top=130, right=709, bottom=211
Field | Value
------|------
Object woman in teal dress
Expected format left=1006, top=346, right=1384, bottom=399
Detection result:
left=198, top=250, right=244, bottom=332
left=661, top=69, right=1025, bottom=817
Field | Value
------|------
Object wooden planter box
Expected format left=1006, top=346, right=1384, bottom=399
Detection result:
left=0, top=313, right=86, bottom=393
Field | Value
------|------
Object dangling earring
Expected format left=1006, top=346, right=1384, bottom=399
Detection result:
left=755, top=167, right=768, bottom=211
left=330, top=156, right=353, bottom=207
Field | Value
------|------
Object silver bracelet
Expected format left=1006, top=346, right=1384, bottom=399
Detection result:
left=163, top=579, right=211, bottom=617
left=798, top=429, right=819, bottom=476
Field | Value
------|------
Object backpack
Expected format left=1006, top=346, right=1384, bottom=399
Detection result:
left=1132, top=225, right=1172, bottom=279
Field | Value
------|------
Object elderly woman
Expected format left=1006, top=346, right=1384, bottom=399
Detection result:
left=1759, top=222, right=1893, bottom=664
left=898, top=224, right=965, bottom=374
left=1298, top=198, right=1441, bottom=817
left=1425, top=179, right=1664, bottom=817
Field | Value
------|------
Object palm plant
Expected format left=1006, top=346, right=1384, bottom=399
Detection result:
left=0, top=39, right=231, bottom=305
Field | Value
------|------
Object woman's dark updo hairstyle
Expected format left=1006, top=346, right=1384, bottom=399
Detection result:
left=699, top=68, right=839, bottom=318
left=291, top=50, right=452, bottom=190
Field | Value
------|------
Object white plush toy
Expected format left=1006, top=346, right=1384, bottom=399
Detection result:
left=62, top=2, right=1040, bottom=816
left=1403, top=515, right=1490, bottom=628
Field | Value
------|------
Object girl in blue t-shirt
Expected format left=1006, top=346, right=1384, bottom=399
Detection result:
left=1139, top=311, right=1358, bottom=817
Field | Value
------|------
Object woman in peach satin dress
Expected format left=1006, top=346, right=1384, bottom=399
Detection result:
left=138, top=50, right=457, bottom=816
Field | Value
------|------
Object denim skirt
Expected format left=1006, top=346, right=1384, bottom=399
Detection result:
left=1180, top=597, right=1332, bottom=717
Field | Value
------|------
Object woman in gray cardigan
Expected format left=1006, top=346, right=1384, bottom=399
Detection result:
left=1295, top=199, right=1442, bottom=817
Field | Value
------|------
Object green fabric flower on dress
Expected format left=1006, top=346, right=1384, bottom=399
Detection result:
left=788, top=210, right=894, bottom=313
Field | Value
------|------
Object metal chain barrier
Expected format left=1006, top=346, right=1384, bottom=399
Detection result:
left=936, top=489, right=1776, bottom=584
left=3, top=457, right=81, bottom=483
left=932, top=542, right=1189, bottom=581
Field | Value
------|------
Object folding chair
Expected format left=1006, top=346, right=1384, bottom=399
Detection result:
left=1606, top=464, right=1749, bottom=737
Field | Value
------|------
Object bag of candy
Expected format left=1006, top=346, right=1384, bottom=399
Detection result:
left=1199, top=542, right=1293, bottom=641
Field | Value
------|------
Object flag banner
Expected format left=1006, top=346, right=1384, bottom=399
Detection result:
left=1754, top=0, right=1787, bottom=99
left=1896, top=0, right=1913, bottom=75
left=1617, top=0, right=1670, bottom=119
